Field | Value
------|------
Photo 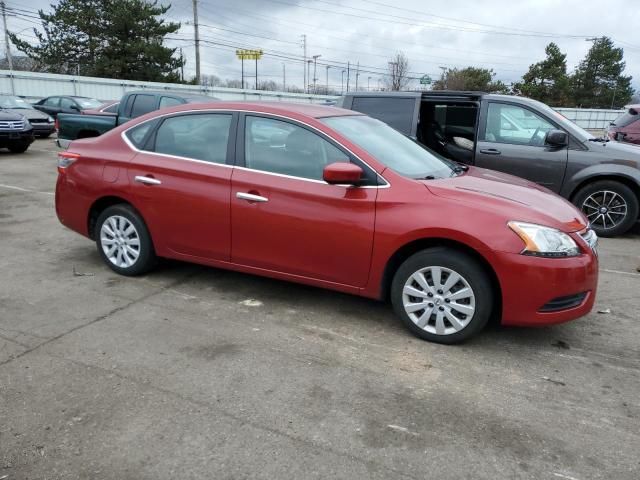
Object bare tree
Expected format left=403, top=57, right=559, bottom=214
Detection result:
left=385, top=52, right=411, bottom=91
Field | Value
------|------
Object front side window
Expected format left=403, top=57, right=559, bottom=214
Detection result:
left=485, top=103, right=555, bottom=146
left=60, top=97, right=77, bottom=110
left=244, top=116, right=349, bottom=180
left=153, top=113, right=232, bottom=164
left=321, top=115, right=454, bottom=179
left=159, top=97, right=183, bottom=109
left=130, top=95, right=156, bottom=118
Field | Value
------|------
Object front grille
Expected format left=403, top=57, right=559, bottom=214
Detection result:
left=539, top=292, right=588, bottom=312
left=29, top=119, right=48, bottom=124
left=0, top=120, right=25, bottom=130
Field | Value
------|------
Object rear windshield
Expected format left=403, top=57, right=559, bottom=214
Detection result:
left=611, top=109, right=638, bottom=128
left=75, top=98, right=103, bottom=109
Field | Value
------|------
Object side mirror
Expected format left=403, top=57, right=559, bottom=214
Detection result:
left=545, top=129, right=568, bottom=147
left=323, top=162, right=363, bottom=185
left=69, top=104, right=80, bottom=112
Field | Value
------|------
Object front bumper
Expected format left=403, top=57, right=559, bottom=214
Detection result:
left=30, top=123, right=56, bottom=135
left=493, top=249, right=598, bottom=327
left=0, top=130, right=35, bottom=144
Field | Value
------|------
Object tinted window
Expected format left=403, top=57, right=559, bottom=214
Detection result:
left=125, top=122, right=155, bottom=148
left=485, top=103, right=555, bottom=146
left=350, top=96, right=415, bottom=135
left=612, top=109, right=638, bottom=128
left=124, top=95, right=136, bottom=116
left=159, top=97, right=183, bottom=109
left=60, top=97, right=77, bottom=110
left=245, top=116, right=349, bottom=181
left=153, top=114, right=232, bottom=164
left=44, top=97, right=59, bottom=107
left=130, top=95, right=156, bottom=118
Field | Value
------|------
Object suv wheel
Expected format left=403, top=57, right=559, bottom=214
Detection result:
left=8, top=141, right=30, bottom=153
left=95, top=204, right=156, bottom=276
left=391, top=248, right=493, bottom=344
left=574, top=180, right=639, bottom=237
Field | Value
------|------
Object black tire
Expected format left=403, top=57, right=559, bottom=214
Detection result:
left=391, top=247, right=493, bottom=344
left=573, top=180, right=639, bottom=237
left=7, top=142, right=30, bottom=153
left=95, top=204, right=157, bottom=276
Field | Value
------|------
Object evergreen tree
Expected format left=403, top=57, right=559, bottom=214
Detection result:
left=432, top=67, right=509, bottom=93
left=10, top=0, right=183, bottom=82
left=571, top=37, right=634, bottom=108
left=513, top=43, right=570, bottom=106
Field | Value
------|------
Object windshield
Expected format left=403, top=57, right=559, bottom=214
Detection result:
left=530, top=99, right=594, bottom=141
left=0, top=96, right=33, bottom=109
left=611, top=109, right=638, bottom=128
left=75, top=98, right=103, bottom=109
left=321, top=115, right=455, bottom=179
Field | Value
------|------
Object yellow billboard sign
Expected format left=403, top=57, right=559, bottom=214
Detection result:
left=236, top=49, right=263, bottom=60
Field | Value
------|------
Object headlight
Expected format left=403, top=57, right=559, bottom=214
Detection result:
left=47, top=116, right=54, bottom=123
left=508, top=221, right=580, bottom=258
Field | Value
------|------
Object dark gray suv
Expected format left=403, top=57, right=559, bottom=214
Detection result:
left=338, top=91, right=640, bottom=237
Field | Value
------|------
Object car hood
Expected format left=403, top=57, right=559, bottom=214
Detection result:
left=0, top=108, right=49, bottom=121
left=0, top=110, right=27, bottom=121
left=423, top=167, right=588, bottom=233
left=589, top=138, right=640, bottom=158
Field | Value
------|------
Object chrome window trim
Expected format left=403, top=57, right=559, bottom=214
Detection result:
left=120, top=108, right=390, bottom=189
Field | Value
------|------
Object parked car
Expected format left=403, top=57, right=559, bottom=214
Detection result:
left=608, top=105, right=639, bottom=145
left=56, top=90, right=217, bottom=148
left=338, top=91, right=640, bottom=237
left=33, top=95, right=104, bottom=118
left=55, top=102, right=598, bottom=344
left=0, top=110, right=35, bottom=153
left=0, top=94, right=55, bottom=138
left=81, top=100, right=120, bottom=116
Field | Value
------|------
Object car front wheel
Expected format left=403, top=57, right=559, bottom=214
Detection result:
left=391, top=248, right=493, bottom=344
left=574, top=180, right=639, bottom=237
left=95, top=204, right=156, bottom=276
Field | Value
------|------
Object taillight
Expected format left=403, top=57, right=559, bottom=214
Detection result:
left=57, top=151, right=80, bottom=174
left=55, top=118, right=59, bottom=130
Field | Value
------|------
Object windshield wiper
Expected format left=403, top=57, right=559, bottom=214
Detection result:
left=417, top=175, right=438, bottom=180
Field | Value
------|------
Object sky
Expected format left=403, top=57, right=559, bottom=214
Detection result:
left=4, top=0, right=640, bottom=94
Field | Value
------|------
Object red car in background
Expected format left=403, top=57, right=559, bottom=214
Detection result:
left=608, top=105, right=640, bottom=145
left=55, top=102, right=598, bottom=344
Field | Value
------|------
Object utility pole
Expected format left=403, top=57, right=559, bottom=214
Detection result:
left=367, top=76, right=371, bottom=91
left=346, top=62, right=350, bottom=92
left=241, top=58, right=244, bottom=89
left=301, top=34, right=307, bottom=93
left=325, top=65, right=330, bottom=94
left=355, top=61, right=360, bottom=90
left=312, top=55, right=321, bottom=94
left=255, top=56, right=258, bottom=90
left=179, top=48, right=185, bottom=82
left=282, top=62, right=286, bottom=91
left=341, top=70, right=345, bottom=94
left=307, top=60, right=312, bottom=93
left=192, top=0, right=201, bottom=84
left=1, top=1, right=13, bottom=71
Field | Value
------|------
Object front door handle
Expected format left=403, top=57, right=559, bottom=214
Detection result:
left=479, top=148, right=501, bottom=155
left=236, top=192, right=268, bottom=203
left=134, top=175, right=162, bottom=185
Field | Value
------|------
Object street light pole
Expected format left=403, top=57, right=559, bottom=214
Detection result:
left=367, top=76, right=371, bottom=91
left=191, top=0, right=201, bottom=84
left=341, top=70, right=345, bottom=94
left=282, top=62, right=286, bottom=91
left=325, top=65, right=330, bottom=94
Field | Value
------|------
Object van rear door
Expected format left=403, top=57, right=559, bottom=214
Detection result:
left=341, top=93, right=421, bottom=138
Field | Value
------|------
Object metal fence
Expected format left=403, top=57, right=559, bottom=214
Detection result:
left=0, top=70, right=335, bottom=104
left=0, top=70, right=627, bottom=130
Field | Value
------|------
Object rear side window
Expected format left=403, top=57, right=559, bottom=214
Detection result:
left=130, top=94, right=156, bottom=118
left=103, top=103, right=119, bottom=113
left=612, top=109, right=638, bottom=128
left=350, top=96, right=415, bottom=135
left=159, top=97, right=183, bottom=109
left=125, top=121, right=155, bottom=148
left=152, top=113, right=232, bottom=164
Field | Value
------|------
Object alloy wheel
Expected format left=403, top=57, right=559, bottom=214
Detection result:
left=581, top=190, right=628, bottom=231
left=100, top=215, right=141, bottom=268
left=402, top=266, right=476, bottom=336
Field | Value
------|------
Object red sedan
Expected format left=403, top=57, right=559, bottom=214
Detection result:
left=55, top=102, right=598, bottom=344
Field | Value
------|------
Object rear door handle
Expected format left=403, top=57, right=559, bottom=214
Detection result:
left=236, top=192, right=268, bottom=203
left=134, top=175, right=162, bottom=185
left=480, top=148, right=501, bottom=155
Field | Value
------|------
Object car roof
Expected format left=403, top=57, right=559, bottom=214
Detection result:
left=159, top=101, right=362, bottom=119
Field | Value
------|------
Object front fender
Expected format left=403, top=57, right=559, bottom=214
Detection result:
left=562, top=163, right=640, bottom=198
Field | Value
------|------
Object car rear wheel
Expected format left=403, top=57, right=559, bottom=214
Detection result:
left=574, top=180, right=639, bottom=237
left=95, top=204, right=156, bottom=276
left=391, top=248, right=493, bottom=344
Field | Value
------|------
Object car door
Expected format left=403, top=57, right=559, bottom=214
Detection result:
left=125, top=111, right=236, bottom=260
left=475, top=101, right=568, bottom=192
left=39, top=97, right=61, bottom=117
left=60, top=97, right=80, bottom=114
left=230, top=114, right=378, bottom=287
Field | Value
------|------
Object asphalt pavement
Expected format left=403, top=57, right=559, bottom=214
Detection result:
left=1, top=139, right=639, bottom=480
